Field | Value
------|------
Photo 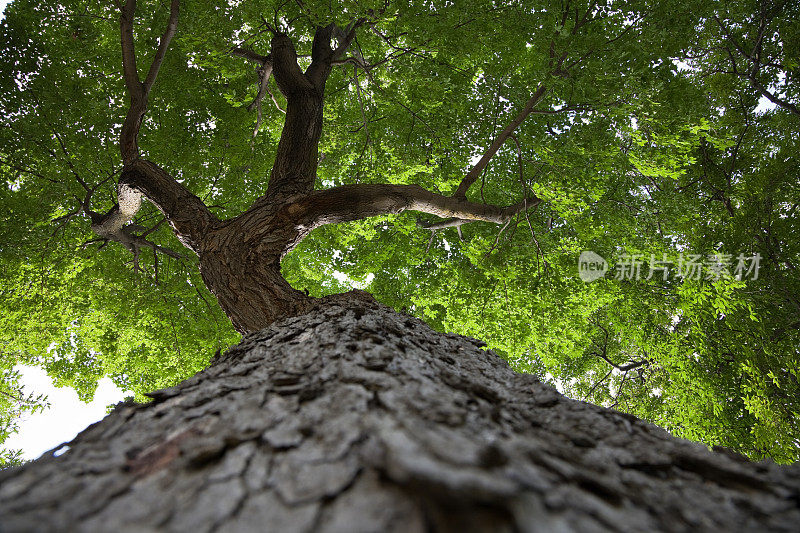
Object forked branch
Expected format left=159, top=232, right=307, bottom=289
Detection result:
left=270, top=32, right=313, bottom=97
left=91, top=160, right=218, bottom=254
left=119, top=0, right=181, bottom=163
left=94, top=0, right=217, bottom=260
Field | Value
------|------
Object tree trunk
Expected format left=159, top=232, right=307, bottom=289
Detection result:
left=197, top=207, right=312, bottom=334
left=1, top=296, right=798, bottom=532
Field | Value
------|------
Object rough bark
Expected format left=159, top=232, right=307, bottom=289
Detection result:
left=263, top=31, right=325, bottom=199
left=1, top=297, right=798, bottom=532
left=197, top=210, right=310, bottom=333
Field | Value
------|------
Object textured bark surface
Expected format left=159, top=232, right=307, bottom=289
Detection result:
left=1, top=296, right=799, bottom=532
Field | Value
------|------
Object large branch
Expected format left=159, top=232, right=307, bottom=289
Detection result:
left=119, top=0, right=145, bottom=163
left=305, top=24, right=335, bottom=93
left=303, top=21, right=365, bottom=92
left=260, top=30, right=340, bottom=200
left=256, top=25, right=365, bottom=199
left=294, top=184, right=541, bottom=230
left=103, top=0, right=209, bottom=263
left=91, top=160, right=218, bottom=253
left=261, top=94, right=325, bottom=199
left=453, top=85, right=547, bottom=198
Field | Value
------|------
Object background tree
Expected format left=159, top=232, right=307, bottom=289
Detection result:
left=0, top=0, right=797, bottom=467
left=0, top=365, right=47, bottom=467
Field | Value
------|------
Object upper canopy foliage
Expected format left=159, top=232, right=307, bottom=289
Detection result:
left=0, top=0, right=798, bottom=463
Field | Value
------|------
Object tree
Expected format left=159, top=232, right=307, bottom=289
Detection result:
left=2, top=297, right=800, bottom=531
left=1, top=0, right=800, bottom=527
left=0, top=0, right=798, bottom=466
left=0, top=368, right=47, bottom=467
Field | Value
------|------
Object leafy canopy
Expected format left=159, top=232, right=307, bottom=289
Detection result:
left=0, top=0, right=798, bottom=464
